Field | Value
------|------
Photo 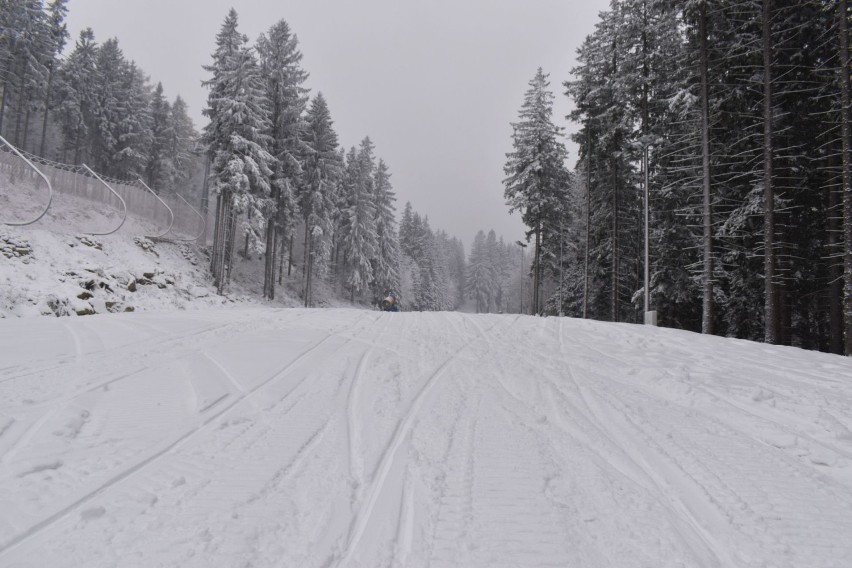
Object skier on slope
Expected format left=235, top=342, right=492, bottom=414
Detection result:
left=379, top=293, right=399, bottom=312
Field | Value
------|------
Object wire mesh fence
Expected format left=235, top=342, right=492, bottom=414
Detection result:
left=0, top=140, right=210, bottom=244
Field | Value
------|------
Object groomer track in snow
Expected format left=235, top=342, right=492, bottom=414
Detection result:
left=1, top=308, right=851, bottom=567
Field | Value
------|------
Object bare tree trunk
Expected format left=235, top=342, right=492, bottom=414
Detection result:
left=22, top=104, right=31, bottom=151
left=39, top=64, right=56, bottom=157
left=73, top=122, right=82, bottom=165
left=840, top=0, right=852, bottom=355
left=199, top=155, right=212, bottom=244
left=263, top=174, right=280, bottom=299
left=583, top=129, right=591, bottom=319
left=0, top=83, right=7, bottom=135
left=305, top=245, right=314, bottom=308
left=263, top=219, right=277, bottom=300
left=302, top=221, right=311, bottom=283
left=278, top=233, right=286, bottom=285
left=13, top=60, right=28, bottom=146
left=829, top=151, right=843, bottom=354
left=533, top=222, right=541, bottom=315
left=212, top=192, right=225, bottom=292
left=224, top=202, right=237, bottom=289
left=700, top=0, right=715, bottom=335
left=288, top=232, right=294, bottom=277
left=210, top=192, right=223, bottom=276
left=612, top=158, right=619, bottom=323
left=762, top=0, right=778, bottom=344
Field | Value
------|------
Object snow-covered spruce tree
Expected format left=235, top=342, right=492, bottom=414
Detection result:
left=0, top=0, right=49, bottom=149
left=568, top=0, right=843, bottom=350
left=146, top=82, right=172, bottom=191
left=38, top=0, right=69, bottom=157
left=89, top=38, right=121, bottom=174
left=484, top=229, right=501, bottom=312
left=339, top=139, right=378, bottom=302
left=397, top=201, right=464, bottom=312
left=257, top=19, right=309, bottom=300
left=567, top=6, right=639, bottom=324
left=300, top=92, right=342, bottom=306
left=166, top=95, right=197, bottom=194
left=702, top=0, right=838, bottom=346
left=56, top=28, right=98, bottom=164
left=447, top=235, right=467, bottom=309
left=467, top=230, right=492, bottom=313
left=415, top=217, right=438, bottom=311
left=112, top=61, right=151, bottom=179
left=371, top=158, right=402, bottom=300
left=434, top=231, right=457, bottom=310
left=203, top=9, right=276, bottom=293
left=398, top=201, right=418, bottom=304
left=505, top=68, right=570, bottom=315
left=89, top=38, right=129, bottom=176
left=400, top=208, right=429, bottom=309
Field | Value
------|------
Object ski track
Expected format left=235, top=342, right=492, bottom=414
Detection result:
left=552, top=320, right=852, bottom=566
left=2, top=310, right=851, bottom=567
left=0, top=310, right=382, bottom=558
left=333, top=314, right=513, bottom=567
left=0, top=320, right=230, bottom=385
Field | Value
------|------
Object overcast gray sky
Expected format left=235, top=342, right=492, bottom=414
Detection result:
left=66, top=0, right=609, bottom=248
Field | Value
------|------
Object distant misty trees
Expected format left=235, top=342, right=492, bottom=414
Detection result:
left=398, top=202, right=465, bottom=311
left=0, top=0, right=199, bottom=193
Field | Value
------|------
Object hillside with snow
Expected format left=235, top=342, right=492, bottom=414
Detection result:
left=0, top=171, right=309, bottom=318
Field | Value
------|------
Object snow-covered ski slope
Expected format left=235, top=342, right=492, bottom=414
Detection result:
left=1, top=308, right=851, bottom=568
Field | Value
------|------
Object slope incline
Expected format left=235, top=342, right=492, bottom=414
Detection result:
left=0, top=309, right=850, bottom=567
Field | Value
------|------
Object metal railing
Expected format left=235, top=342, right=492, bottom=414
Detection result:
left=0, top=135, right=54, bottom=226
left=0, top=140, right=207, bottom=242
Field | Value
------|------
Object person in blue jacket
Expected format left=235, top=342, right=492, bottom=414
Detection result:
left=380, top=293, right=399, bottom=312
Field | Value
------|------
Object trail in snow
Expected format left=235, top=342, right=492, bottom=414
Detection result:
left=0, top=308, right=851, bottom=568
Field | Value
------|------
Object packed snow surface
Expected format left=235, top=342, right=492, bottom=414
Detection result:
left=1, top=308, right=851, bottom=567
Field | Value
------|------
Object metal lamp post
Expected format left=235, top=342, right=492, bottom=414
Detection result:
left=643, top=144, right=657, bottom=326
left=559, top=218, right=564, bottom=317
left=516, top=240, right=527, bottom=314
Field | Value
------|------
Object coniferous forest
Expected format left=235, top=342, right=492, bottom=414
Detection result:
left=499, top=0, right=852, bottom=356
left=3, top=1, right=852, bottom=355
left=0, top=3, right=466, bottom=312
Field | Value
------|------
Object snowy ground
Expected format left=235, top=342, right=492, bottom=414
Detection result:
left=0, top=171, right=309, bottom=318
left=1, top=308, right=851, bottom=567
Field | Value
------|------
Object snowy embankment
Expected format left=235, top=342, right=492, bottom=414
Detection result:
left=1, top=308, right=851, bottom=567
left=0, top=174, right=275, bottom=318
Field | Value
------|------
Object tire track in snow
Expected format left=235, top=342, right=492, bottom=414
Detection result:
left=426, top=399, right=480, bottom=568
left=0, top=365, right=147, bottom=468
left=684, top=380, right=852, bottom=463
left=571, top=359, right=852, bottom=566
left=0, top=311, right=381, bottom=558
left=570, top=377, right=734, bottom=566
left=456, top=318, right=688, bottom=565
left=332, top=315, right=511, bottom=567
left=564, top=326, right=852, bottom=471
left=0, top=321, right=232, bottom=386
left=347, top=348, right=373, bottom=487
left=549, top=319, right=732, bottom=564
left=1, top=307, right=313, bottom=386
